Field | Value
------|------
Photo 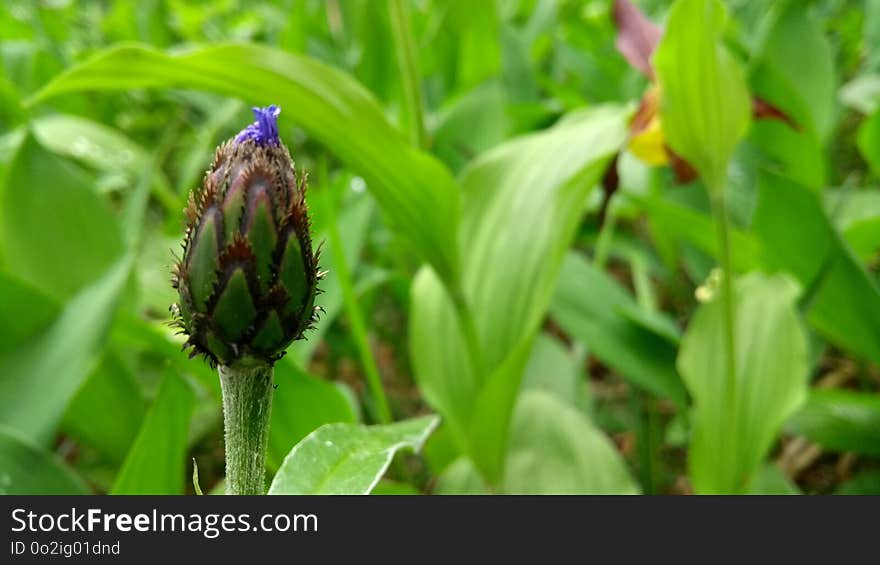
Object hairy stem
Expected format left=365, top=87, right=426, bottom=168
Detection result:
left=219, top=362, right=275, bottom=495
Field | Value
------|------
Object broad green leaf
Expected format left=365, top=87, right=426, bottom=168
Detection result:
left=112, top=370, right=194, bottom=494
left=521, top=333, right=583, bottom=407
left=0, top=134, right=125, bottom=300
left=653, top=0, right=751, bottom=190
left=753, top=172, right=880, bottom=364
left=410, top=105, right=627, bottom=483
left=432, top=82, right=514, bottom=172
left=28, top=43, right=461, bottom=288
left=750, top=4, right=835, bottom=143
left=33, top=114, right=146, bottom=172
left=268, top=415, right=439, bottom=495
left=0, top=426, right=88, bottom=494
left=267, top=362, right=357, bottom=470
left=31, top=114, right=177, bottom=211
left=0, top=273, right=58, bottom=357
left=0, top=256, right=132, bottom=445
left=503, top=391, right=639, bottom=494
left=551, top=252, right=687, bottom=406
left=742, top=119, right=826, bottom=190
left=61, top=351, right=147, bottom=464
left=679, top=273, right=809, bottom=493
left=786, top=389, right=880, bottom=456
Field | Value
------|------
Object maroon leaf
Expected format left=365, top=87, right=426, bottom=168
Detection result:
left=613, top=0, right=663, bottom=78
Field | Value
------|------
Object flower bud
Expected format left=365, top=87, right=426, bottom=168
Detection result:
left=172, top=105, right=321, bottom=367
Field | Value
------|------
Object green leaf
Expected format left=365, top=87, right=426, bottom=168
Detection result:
left=742, top=119, right=826, bottom=190
left=410, top=105, right=627, bottom=483
left=0, top=426, right=88, bottom=494
left=111, top=370, right=194, bottom=494
left=431, top=82, right=514, bottom=173
left=267, top=362, right=357, bottom=470
left=503, top=391, right=639, bottom=494
left=653, top=0, right=751, bottom=190
left=550, top=252, right=687, bottom=406
left=749, top=4, right=835, bottom=142
left=31, top=114, right=177, bottom=211
left=60, top=351, right=147, bottom=464
left=0, top=273, right=58, bottom=357
left=753, top=172, right=880, bottom=365
left=28, top=43, right=461, bottom=289
left=0, top=134, right=125, bottom=300
left=521, top=333, right=583, bottom=406
left=678, top=272, right=809, bottom=493
left=268, top=416, right=439, bottom=495
left=786, top=389, right=880, bottom=456
left=0, top=256, right=132, bottom=445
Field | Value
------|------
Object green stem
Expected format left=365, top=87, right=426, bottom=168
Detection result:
left=218, top=362, right=275, bottom=495
left=593, top=195, right=618, bottom=269
left=710, top=189, right=738, bottom=470
left=319, top=184, right=393, bottom=424
left=388, top=0, right=426, bottom=147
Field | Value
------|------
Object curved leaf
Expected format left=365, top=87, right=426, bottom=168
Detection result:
left=551, top=252, right=687, bottom=406
left=112, top=370, right=194, bottom=494
left=503, top=391, right=639, bottom=494
left=786, top=389, right=880, bottom=456
left=27, top=43, right=461, bottom=288
left=1, top=134, right=125, bottom=300
left=0, top=426, right=88, bottom=494
left=269, top=416, right=438, bottom=495
left=678, top=273, right=809, bottom=493
left=410, top=105, right=627, bottom=482
left=653, top=0, right=751, bottom=190
left=0, top=256, right=132, bottom=445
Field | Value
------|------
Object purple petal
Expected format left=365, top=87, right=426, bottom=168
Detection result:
left=235, top=105, right=282, bottom=146
left=613, top=0, right=663, bottom=78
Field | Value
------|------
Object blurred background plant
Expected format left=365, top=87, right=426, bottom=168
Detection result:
left=0, top=0, right=879, bottom=495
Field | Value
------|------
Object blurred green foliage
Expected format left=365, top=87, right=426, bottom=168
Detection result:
left=0, top=0, right=879, bottom=495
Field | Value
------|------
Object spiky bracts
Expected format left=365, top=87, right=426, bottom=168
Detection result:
left=171, top=106, right=322, bottom=368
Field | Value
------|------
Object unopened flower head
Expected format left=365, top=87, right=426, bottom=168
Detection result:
left=171, top=105, right=321, bottom=367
